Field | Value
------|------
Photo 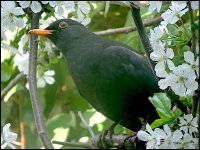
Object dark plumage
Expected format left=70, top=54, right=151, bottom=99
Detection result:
left=30, top=19, right=161, bottom=131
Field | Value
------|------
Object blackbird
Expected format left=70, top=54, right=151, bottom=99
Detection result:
left=30, top=19, right=160, bottom=131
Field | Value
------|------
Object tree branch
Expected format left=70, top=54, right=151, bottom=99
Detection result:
left=187, top=2, right=199, bottom=115
left=94, top=16, right=162, bottom=36
left=129, top=2, right=187, bottom=112
left=129, top=2, right=157, bottom=77
left=28, top=12, right=54, bottom=149
left=53, top=133, right=138, bottom=149
left=1, top=72, right=25, bottom=99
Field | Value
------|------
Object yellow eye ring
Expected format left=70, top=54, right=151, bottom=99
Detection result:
left=59, top=22, right=68, bottom=28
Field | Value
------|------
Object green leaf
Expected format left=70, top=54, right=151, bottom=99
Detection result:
left=1, top=62, right=12, bottom=82
left=180, top=96, right=193, bottom=107
left=151, top=119, right=164, bottom=129
left=152, top=93, right=173, bottom=121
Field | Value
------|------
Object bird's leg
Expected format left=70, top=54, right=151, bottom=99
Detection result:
left=97, top=122, right=118, bottom=148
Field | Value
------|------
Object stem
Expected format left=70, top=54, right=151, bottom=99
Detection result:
left=28, top=12, right=54, bottom=149
left=187, top=1, right=198, bottom=115
left=187, top=1, right=196, bottom=53
left=1, top=73, right=25, bottom=99
left=78, top=111, right=95, bottom=137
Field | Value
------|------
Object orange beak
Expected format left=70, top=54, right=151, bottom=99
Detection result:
left=29, top=29, right=55, bottom=37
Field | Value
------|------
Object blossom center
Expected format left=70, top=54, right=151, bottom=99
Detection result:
left=191, top=64, right=196, bottom=70
left=178, top=75, right=186, bottom=82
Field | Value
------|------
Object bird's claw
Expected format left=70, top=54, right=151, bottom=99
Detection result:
left=97, top=122, right=118, bottom=148
left=119, top=132, right=137, bottom=149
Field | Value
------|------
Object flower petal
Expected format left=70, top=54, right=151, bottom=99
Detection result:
left=184, top=51, right=194, bottom=64
left=44, top=70, right=55, bottom=76
left=137, top=130, right=151, bottom=141
left=30, top=1, right=42, bottom=13
left=44, top=76, right=55, bottom=84
left=185, top=79, right=198, bottom=91
left=171, top=130, right=183, bottom=142
left=166, top=48, right=174, bottom=59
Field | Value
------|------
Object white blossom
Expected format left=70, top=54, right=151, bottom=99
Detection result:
left=1, top=123, right=18, bottom=149
left=76, top=1, right=91, bottom=26
left=158, top=21, right=169, bottom=33
left=18, top=1, right=42, bottom=13
left=191, top=1, right=199, bottom=10
left=1, top=1, right=25, bottom=31
left=179, top=114, right=198, bottom=134
left=150, top=48, right=175, bottom=77
left=13, top=37, right=29, bottom=75
left=148, top=1, right=162, bottom=13
left=184, top=51, right=199, bottom=77
left=37, top=70, right=55, bottom=88
left=41, top=1, right=57, bottom=8
left=26, top=70, right=55, bottom=89
left=149, top=27, right=164, bottom=50
left=14, top=52, right=29, bottom=75
left=78, top=1, right=91, bottom=15
left=54, top=1, right=75, bottom=17
left=158, top=73, right=176, bottom=90
left=161, top=1, right=188, bottom=24
left=137, top=124, right=163, bottom=149
left=137, top=115, right=199, bottom=149
left=174, top=133, right=196, bottom=149
left=170, top=64, right=198, bottom=96
left=159, top=126, right=183, bottom=149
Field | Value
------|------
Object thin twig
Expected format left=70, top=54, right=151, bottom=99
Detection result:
left=187, top=2, right=199, bottom=115
left=94, top=16, right=162, bottom=36
left=129, top=2, right=186, bottom=112
left=78, top=111, right=95, bottom=137
left=28, top=12, right=54, bottom=149
left=52, top=141, right=91, bottom=149
left=1, top=72, right=25, bottom=99
left=187, top=1, right=196, bottom=53
left=19, top=94, right=26, bottom=149
left=129, top=2, right=157, bottom=76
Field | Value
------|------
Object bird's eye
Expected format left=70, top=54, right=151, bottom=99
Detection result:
left=59, top=22, right=68, bottom=28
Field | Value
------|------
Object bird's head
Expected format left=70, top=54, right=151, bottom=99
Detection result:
left=29, top=19, right=88, bottom=52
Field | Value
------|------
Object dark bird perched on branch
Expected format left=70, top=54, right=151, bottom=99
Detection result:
left=30, top=19, right=161, bottom=131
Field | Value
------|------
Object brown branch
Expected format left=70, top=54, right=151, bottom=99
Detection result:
left=1, top=72, right=25, bottom=99
left=28, top=12, right=54, bottom=149
left=94, top=16, right=162, bottom=36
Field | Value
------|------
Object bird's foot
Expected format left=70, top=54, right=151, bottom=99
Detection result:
left=119, top=131, right=137, bottom=149
left=97, top=122, right=118, bottom=148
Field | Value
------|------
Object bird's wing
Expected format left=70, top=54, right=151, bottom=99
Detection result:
left=100, top=45, right=159, bottom=95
